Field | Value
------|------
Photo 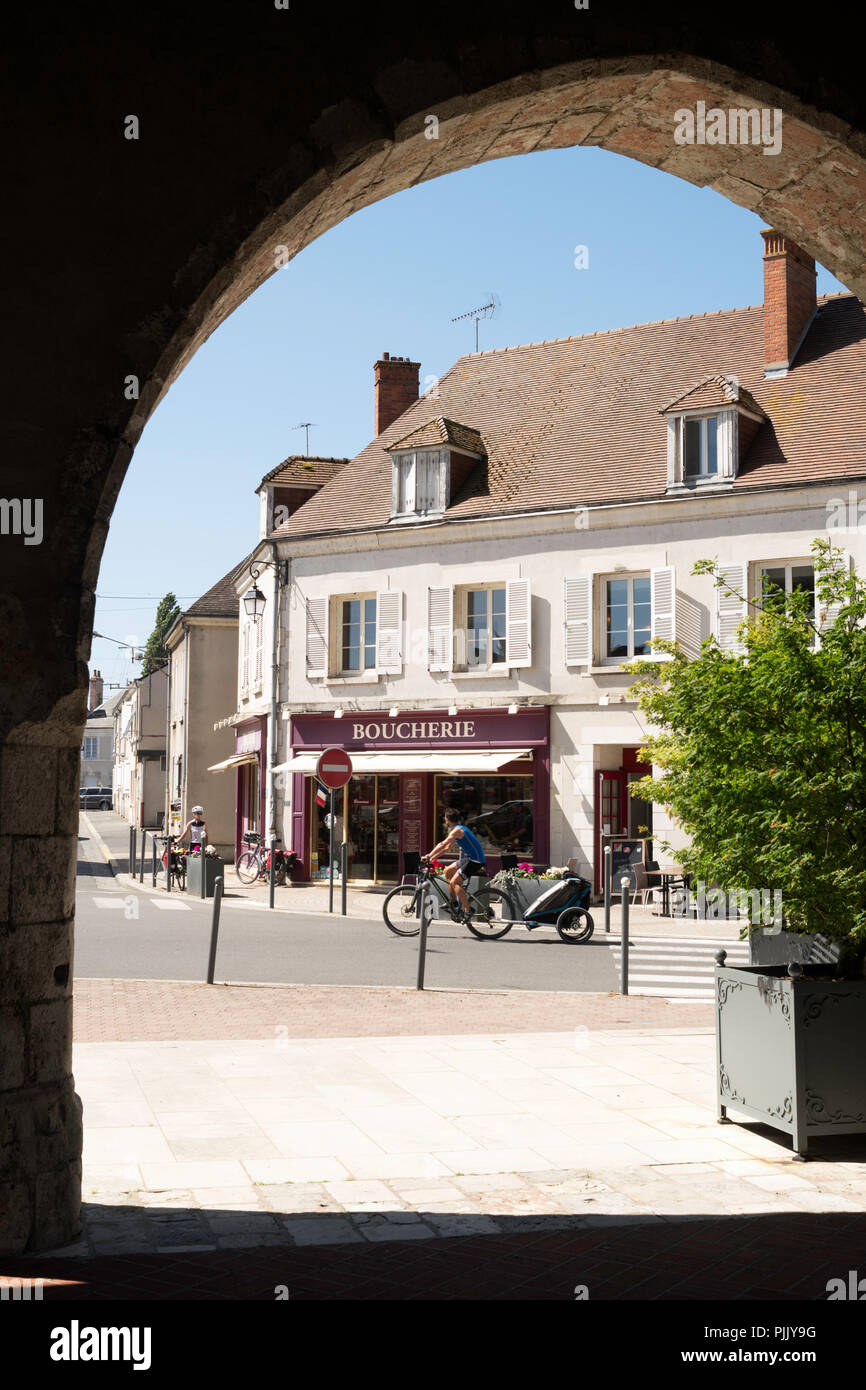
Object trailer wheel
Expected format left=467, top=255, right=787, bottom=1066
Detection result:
left=556, top=908, right=594, bottom=943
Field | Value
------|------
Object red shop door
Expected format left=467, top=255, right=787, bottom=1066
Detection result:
left=595, top=769, right=628, bottom=894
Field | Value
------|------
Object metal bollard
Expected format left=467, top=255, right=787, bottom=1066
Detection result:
left=200, top=835, right=208, bottom=900
left=131, top=827, right=138, bottom=880
left=341, top=841, right=347, bottom=916
left=604, top=845, right=612, bottom=934
left=268, top=835, right=276, bottom=910
left=139, top=831, right=146, bottom=884
left=151, top=835, right=158, bottom=888
left=165, top=834, right=172, bottom=893
left=206, top=877, right=224, bottom=984
left=416, top=880, right=432, bottom=991
left=620, top=874, right=630, bottom=995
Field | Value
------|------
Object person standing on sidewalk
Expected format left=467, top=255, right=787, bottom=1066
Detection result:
left=175, top=805, right=209, bottom=853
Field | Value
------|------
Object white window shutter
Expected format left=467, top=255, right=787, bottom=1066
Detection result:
left=254, top=614, right=264, bottom=684
left=564, top=576, right=593, bottom=665
left=305, top=596, right=329, bottom=677
left=818, top=549, right=851, bottom=634
left=241, top=622, right=250, bottom=691
left=715, top=563, right=748, bottom=652
left=651, top=566, right=676, bottom=651
left=377, top=591, right=403, bottom=673
left=506, top=578, right=531, bottom=668
left=428, top=586, right=453, bottom=671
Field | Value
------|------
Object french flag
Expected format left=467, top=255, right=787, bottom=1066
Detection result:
left=315, top=783, right=328, bottom=808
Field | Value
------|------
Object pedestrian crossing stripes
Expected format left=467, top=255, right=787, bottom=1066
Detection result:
left=607, top=935, right=750, bottom=1000
left=89, top=895, right=191, bottom=912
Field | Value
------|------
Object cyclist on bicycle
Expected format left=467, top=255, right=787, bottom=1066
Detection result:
left=425, top=809, right=486, bottom=923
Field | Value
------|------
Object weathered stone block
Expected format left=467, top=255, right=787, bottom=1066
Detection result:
left=56, top=747, right=82, bottom=836
left=0, top=1183, right=32, bottom=1257
left=0, top=919, right=74, bottom=1001
left=0, top=748, right=59, bottom=836
left=29, top=998, right=73, bottom=1084
left=0, top=1008, right=26, bottom=1091
left=10, top=837, right=76, bottom=925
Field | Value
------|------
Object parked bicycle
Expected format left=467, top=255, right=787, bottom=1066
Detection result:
left=158, top=839, right=187, bottom=891
left=382, top=859, right=516, bottom=940
left=235, top=831, right=298, bottom=886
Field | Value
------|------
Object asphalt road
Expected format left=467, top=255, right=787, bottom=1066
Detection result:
left=74, top=827, right=620, bottom=992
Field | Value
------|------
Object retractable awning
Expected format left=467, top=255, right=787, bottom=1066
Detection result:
left=272, top=749, right=532, bottom=775
left=207, top=752, right=259, bottom=773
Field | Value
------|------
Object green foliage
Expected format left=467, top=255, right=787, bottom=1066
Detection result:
left=626, top=541, right=866, bottom=968
left=141, top=592, right=180, bottom=674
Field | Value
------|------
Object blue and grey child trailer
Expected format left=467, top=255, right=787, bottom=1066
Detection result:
left=524, top=873, right=592, bottom=924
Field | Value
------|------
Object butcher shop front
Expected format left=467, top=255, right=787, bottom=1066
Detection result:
left=279, top=707, right=549, bottom=883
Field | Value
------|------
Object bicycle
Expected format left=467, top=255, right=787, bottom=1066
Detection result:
left=235, top=832, right=296, bottom=886
left=158, top=840, right=187, bottom=891
left=382, top=860, right=516, bottom=940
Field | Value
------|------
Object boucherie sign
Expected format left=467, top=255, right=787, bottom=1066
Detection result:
left=351, top=718, right=475, bottom=741
left=290, top=707, right=549, bottom=750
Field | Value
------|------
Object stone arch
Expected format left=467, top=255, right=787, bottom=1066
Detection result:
left=4, top=21, right=866, bottom=1252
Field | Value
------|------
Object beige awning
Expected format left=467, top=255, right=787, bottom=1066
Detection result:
left=272, top=749, right=533, bottom=775
left=207, top=752, right=259, bottom=773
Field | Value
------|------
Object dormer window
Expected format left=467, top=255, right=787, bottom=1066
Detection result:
left=393, top=449, right=447, bottom=517
left=661, top=375, right=768, bottom=492
left=386, top=417, right=486, bottom=523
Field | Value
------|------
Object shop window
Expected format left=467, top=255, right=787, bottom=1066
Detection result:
left=435, top=774, right=534, bottom=859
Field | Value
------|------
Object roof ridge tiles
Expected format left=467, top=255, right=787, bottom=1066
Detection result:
left=461, top=292, right=853, bottom=360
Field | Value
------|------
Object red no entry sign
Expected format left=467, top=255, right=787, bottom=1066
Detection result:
left=316, top=746, right=354, bottom=790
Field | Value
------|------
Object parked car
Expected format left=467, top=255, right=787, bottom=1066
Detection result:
left=80, top=787, right=113, bottom=811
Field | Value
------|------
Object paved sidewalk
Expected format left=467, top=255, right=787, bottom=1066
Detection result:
left=82, top=811, right=743, bottom=939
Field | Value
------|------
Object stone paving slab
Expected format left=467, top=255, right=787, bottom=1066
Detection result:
left=49, top=1026, right=866, bottom=1259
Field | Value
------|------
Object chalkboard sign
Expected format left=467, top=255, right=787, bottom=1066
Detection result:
left=605, top=837, right=647, bottom=891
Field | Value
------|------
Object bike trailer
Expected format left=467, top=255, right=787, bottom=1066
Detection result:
left=524, top=873, right=591, bottom=924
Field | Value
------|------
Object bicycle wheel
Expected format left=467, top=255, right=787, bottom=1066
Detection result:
left=236, top=850, right=261, bottom=884
left=465, top=887, right=515, bottom=940
left=272, top=855, right=288, bottom=887
left=173, top=855, right=187, bottom=892
left=382, top=884, right=421, bottom=937
left=556, top=908, right=594, bottom=943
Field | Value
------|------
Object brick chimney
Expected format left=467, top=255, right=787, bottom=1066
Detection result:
left=88, top=669, right=103, bottom=711
left=761, top=229, right=817, bottom=373
left=374, top=353, right=420, bottom=436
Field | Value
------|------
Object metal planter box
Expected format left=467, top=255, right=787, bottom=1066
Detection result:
left=715, top=957, right=866, bottom=1158
left=186, top=853, right=223, bottom=898
left=494, top=878, right=553, bottom=913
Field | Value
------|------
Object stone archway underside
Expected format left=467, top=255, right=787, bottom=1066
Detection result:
left=3, top=8, right=866, bottom=1252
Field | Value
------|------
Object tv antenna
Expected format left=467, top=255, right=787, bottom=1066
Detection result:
left=294, top=421, right=318, bottom=454
left=451, top=293, right=500, bottom=352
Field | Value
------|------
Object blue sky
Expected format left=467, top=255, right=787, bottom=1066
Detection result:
left=91, top=144, right=846, bottom=691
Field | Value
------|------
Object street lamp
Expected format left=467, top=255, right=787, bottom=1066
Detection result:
left=243, top=558, right=288, bottom=619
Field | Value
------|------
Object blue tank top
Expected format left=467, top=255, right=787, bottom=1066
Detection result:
left=456, top=825, right=485, bottom=864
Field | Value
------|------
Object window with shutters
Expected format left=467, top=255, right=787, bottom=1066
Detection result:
left=757, top=561, right=818, bottom=649
left=437, top=579, right=531, bottom=672
left=241, top=622, right=250, bottom=693
left=565, top=570, right=674, bottom=667
left=305, top=591, right=402, bottom=680
left=82, top=736, right=99, bottom=760
left=667, top=410, right=736, bottom=488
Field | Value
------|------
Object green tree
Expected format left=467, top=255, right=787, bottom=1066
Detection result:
left=626, top=540, right=866, bottom=974
left=141, top=592, right=180, bottom=674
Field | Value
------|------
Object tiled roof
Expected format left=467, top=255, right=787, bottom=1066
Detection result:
left=275, top=294, right=866, bottom=539
left=387, top=417, right=486, bottom=455
left=257, top=456, right=349, bottom=491
left=184, top=557, right=250, bottom=619
left=660, top=373, right=768, bottom=418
